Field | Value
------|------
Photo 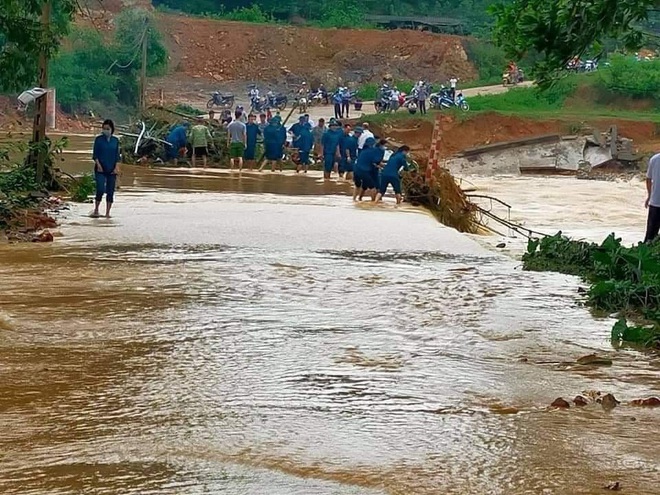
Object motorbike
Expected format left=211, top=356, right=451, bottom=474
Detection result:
left=436, top=91, right=469, bottom=112
left=309, top=89, right=326, bottom=106
left=428, top=87, right=452, bottom=109
left=206, top=91, right=235, bottom=110
left=250, top=95, right=268, bottom=114
left=502, top=69, right=524, bottom=86
left=266, top=92, right=288, bottom=111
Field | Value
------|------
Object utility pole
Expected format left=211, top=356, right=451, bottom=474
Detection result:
left=32, top=0, right=52, bottom=183
left=139, top=19, right=148, bottom=112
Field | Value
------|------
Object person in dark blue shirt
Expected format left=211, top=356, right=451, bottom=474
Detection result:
left=296, top=123, right=314, bottom=173
left=259, top=117, right=283, bottom=172
left=338, top=124, right=354, bottom=178
left=290, top=115, right=305, bottom=149
left=92, top=119, right=121, bottom=218
left=244, top=113, right=261, bottom=170
left=321, top=120, right=343, bottom=180
left=377, top=145, right=410, bottom=204
left=165, top=122, right=188, bottom=165
left=353, top=137, right=383, bottom=201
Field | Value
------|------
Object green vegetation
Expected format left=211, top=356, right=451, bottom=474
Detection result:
left=596, top=55, right=660, bottom=100
left=491, top=0, right=656, bottom=85
left=469, top=77, right=578, bottom=112
left=523, top=233, right=660, bottom=348
left=68, top=174, right=95, bottom=203
left=0, top=0, right=77, bottom=92
left=50, top=9, right=168, bottom=114
left=153, top=0, right=507, bottom=32
left=465, top=39, right=509, bottom=86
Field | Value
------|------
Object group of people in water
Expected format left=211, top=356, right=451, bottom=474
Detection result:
left=92, top=105, right=414, bottom=215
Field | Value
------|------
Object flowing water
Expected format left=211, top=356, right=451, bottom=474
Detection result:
left=0, top=136, right=659, bottom=494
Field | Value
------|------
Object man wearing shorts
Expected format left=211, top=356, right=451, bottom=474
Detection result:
left=227, top=111, right=247, bottom=171
left=376, top=145, right=410, bottom=204
left=191, top=119, right=213, bottom=168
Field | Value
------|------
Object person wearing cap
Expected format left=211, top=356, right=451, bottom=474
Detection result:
left=296, top=122, right=314, bottom=173
left=353, top=137, right=383, bottom=201
left=332, top=90, right=343, bottom=120
left=376, top=145, right=410, bottom=204
left=260, top=117, right=284, bottom=172
left=321, top=119, right=343, bottom=179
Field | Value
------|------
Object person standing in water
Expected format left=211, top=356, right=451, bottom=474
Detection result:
left=260, top=117, right=284, bottom=172
left=296, top=122, right=314, bottom=174
left=376, top=145, right=410, bottom=204
left=644, top=152, right=660, bottom=242
left=244, top=114, right=261, bottom=171
left=91, top=119, right=121, bottom=218
left=353, top=137, right=382, bottom=201
left=191, top=118, right=213, bottom=168
left=227, top=111, right=247, bottom=171
left=321, top=120, right=343, bottom=180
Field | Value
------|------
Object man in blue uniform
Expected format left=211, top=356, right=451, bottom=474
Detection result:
left=376, top=145, right=410, bottom=204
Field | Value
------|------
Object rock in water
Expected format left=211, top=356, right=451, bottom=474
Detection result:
left=599, top=393, right=620, bottom=411
left=573, top=395, right=589, bottom=407
left=604, top=481, right=621, bottom=491
left=551, top=398, right=570, bottom=409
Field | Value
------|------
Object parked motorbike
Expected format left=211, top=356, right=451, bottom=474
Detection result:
left=439, top=91, right=469, bottom=111
left=428, top=87, right=452, bottom=109
left=309, top=89, right=326, bottom=106
left=206, top=91, right=235, bottom=110
left=502, top=69, right=524, bottom=86
left=266, top=92, right=288, bottom=111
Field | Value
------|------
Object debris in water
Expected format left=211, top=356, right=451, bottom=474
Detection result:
left=629, top=397, right=660, bottom=407
left=573, top=395, right=589, bottom=407
left=598, top=393, right=620, bottom=411
left=496, top=242, right=506, bottom=248
left=32, top=230, right=54, bottom=243
left=604, top=481, right=621, bottom=491
left=576, top=354, right=613, bottom=366
left=550, top=398, right=570, bottom=409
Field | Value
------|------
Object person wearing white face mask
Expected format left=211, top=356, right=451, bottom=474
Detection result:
left=91, top=119, right=121, bottom=218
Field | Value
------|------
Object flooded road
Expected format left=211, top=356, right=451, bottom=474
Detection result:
left=1, top=137, right=659, bottom=494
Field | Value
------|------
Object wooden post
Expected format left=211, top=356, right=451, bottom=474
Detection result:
left=32, top=0, right=52, bottom=183
left=426, top=114, right=442, bottom=181
left=139, top=20, right=148, bottom=111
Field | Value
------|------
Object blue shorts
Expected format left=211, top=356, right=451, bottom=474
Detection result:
left=354, top=170, right=375, bottom=190
left=341, top=157, right=354, bottom=173
left=380, top=174, right=402, bottom=195
left=265, top=144, right=282, bottom=161
left=324, top=154, right=336, bottom=173
left=299, top=150, right=310, bottom=165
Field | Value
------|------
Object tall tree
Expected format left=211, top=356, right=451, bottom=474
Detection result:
left=0, top=0, right=77, bottom=91
left=490, top=0, right=658, bottom=85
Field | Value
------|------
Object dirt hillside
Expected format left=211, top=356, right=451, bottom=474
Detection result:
left=158, top=14, right=476, bottom=87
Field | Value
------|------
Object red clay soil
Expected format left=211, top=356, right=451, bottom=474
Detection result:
left=370, top=113, right=659, bottom=161
left=156, top=13, right=476, bottom=86
left=0, top=97, right=93, bottom=133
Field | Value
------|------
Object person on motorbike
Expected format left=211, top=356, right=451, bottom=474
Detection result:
left=319, top=83, right=329, bottom=104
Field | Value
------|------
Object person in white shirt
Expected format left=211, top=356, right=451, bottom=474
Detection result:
left=645, top=152, right=660, bottom=242
left=449, top=77, right=459, bottom=101
left=357, top=122, right=374, bottom=151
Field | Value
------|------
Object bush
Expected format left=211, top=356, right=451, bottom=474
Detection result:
left=50, top=10, right=168, bottom=114
left=464, top=39, right=508, bottom=85
left=69, top=174, right=95, bottom=203
left=224, top=5, right=272, bottom=23
left=523, top=233, right=660, bottom=348
left=469, top=77, right=578, bottom=112
left=596, top=55, right=660, bottom=100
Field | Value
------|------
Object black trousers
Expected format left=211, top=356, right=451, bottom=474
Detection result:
left=341, top=102, right=350, bottom=118
left=419, top=100, right=427, bottom=114
left=645, top=205, right=660, bottom=242
left=334, top=103, right=342, bottom=119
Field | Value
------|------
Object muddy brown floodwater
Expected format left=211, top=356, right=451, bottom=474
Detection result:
left=0, top=135, right=659, bottom=494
